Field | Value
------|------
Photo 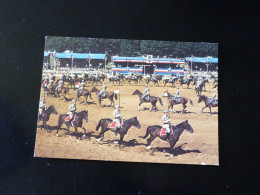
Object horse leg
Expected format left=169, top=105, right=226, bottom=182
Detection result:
left=209, top=106, right=212, bottom=115
left=146, top=136, right=156, bottom=150
left=81, top=127, right=89, bottom=139
left=182, top=104, right=187, bottom=114
left=119, top=134, right=125, bottom=149
left=67, top=126, right=72, bottom=138
left=75, top=127, right=79, bottom=142
left=201, top=106, right=207, bottom=114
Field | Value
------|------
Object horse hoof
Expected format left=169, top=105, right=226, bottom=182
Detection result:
left=170, top=155, right=173, bottom=158
left=69, top=136, right=72, bottom=138
left=96, top=138, right=101, bottom=142
left=76, top=139, right=79, bottom=142
left=146, top=146, right=151, bottom=150
left=113, top=141, right=118, bottom=144
left=56, top=134, right=58, bottom=137
left=82, top=134, right=86, bottom=138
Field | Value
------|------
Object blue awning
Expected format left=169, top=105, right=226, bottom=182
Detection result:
left=44, top=52, right=106, bottom=60
left=185, top=57, right=218, bottom=63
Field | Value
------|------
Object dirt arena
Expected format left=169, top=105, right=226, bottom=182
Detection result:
left=35, top=79, right=218, bottom=165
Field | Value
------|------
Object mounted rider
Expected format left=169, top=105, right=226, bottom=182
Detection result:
left=55, top=78, right=64, bottom=93
left=38, top=98, right=46, bottom=122
left=98, top=82, right=107, bottom=99
left=162, top=110, right=171, bottom=142
left=47, top=79, right=54, bottom=88
left=60, top=73, right=64, bottom=80
left=172, top=87, right=180, bottom=101
left=113, top=105, right=125, bottom=136
left=77, top=80, right=85, bottom=96
left=50, top=73, right=55, bottom=81
left=141, top=84, right=150, bottom=101
left=209, top=90, right=217, bottom=104
left=196, top=76, right=203, bottom=88
left=68, top=99, right=77, bottom=126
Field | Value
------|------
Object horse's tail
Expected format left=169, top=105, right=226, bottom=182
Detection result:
left=139, top=126, right=150, bottom=139
left=96, top=119, right=102, bottom=131
left=158, top=97, right=163, bottom=106
left=114, top=93, right=118, bottom=100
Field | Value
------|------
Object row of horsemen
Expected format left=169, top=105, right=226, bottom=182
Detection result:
left=39, top=97, right=177, bottom=142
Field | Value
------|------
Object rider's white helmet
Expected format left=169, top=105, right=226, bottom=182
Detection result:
left=72, top=100, right=76, bottom=103
left=164, top=110, right=168, bottom=113
left=42, top=98, right=45, bottom=101
left=115, top=105, right=119, bottom=108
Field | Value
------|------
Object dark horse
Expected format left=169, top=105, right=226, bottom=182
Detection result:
left=163, top=77, right=178, bottom=87
left=96, top=117, right=141, bottom=149
left=140, top=120, right=194, bottom=153
left=195, top=80, right=208, bottom=96
left=38, top=105, right=58, bottom=133
left=132, top=89, right=163, bottom=111
left=76, top=88, right=92, bottom=104
left=56, top=110, right=89, bottom=141
left=180, top=78, right=193, bottom=88
left=91, top=87, right=118, bottom=107
left=198, top=95, right=218, bottom=114
left=166, top=91, right=193, bottom=113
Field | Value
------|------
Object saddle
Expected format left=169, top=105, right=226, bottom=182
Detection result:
left=144, top=95, right=150, bottom=101
left=101, top=92, right=105, bottom=97
left=210, top=99, right=217, bottom=104
left=173, top=97, right=180, bottom=101
left=109, top=121, right=124, bottom=129
left=65, top=115, right=76, bottom=122
left=160, top=127, right=173, bottom=136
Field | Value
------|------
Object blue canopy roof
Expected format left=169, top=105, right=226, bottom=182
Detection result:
left=112, top=56, right=185, bottom=64
left=185, top=57, right=218, bottom=63
left=44, top=52, right=106, bottom=60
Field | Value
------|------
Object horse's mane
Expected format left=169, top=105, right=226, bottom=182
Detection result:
left=176, top=120, right=188, bottom=128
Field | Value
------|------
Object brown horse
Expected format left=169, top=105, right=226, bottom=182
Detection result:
left=166, top=91, right=193, bottom=113
left=198, top=95, right=218, bottom=114
left=56, top=110, right=89, bottom=141
left=132, top=89, right=163, bottom=111
left=55, top=86, right=69, bottom=98
left=140, top=120, right=194, bottom=152
left=76, top=88, right=92, bottom=104
left=95, top=117, right=141, bottom=149
left=91, top=87, right=117, bottom=107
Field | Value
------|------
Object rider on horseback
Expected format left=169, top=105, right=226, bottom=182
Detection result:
left=55, top=79, right=64, bottom=93
left=172, top=87, right=180, bottom=101
left=209, top=90, right=216, bottom=104
left=77, top=80, right=85, bottom=96
left=162, top=110, right=171, bottom=142
left=113, top=105, right=125, bottom=136
left=68, top=99, right=77, bottom=126
left=38, top=98, right=46, bottom=122
left=141, top=84, right=150, bottom=101
left=196, top=77, right=203, bottom=88
left=98, top=82, right=107, bottom=99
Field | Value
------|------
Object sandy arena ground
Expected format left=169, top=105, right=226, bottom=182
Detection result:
left=35, top=78, right=218, bottom=165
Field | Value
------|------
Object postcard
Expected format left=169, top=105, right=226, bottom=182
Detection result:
left=35, top=36, right=218, bottom=165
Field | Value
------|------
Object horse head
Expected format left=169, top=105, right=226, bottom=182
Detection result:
left=49, top=105, right=58, bottom=115
left=132, top=89, right=141, bottom=95
left=79, top=110, right=88, bottom=123
left=183, top=120, right=194, bottom=133
left=91, top=87, right=97, bottom=93
left=133, top=117, right=141, bottom=129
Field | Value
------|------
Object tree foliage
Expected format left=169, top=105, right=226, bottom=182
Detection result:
left=45, top=36, right=218, bottom=58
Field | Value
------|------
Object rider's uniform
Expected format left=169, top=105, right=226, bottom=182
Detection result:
left=113, top=108, right=124, bottom=128
left=47, top=80, right=54, bottom=88
left=98, top=83, right=107, bottom=97
left=68, top=101, right=77, bottom=122
left=196, top=77, right=203, bottom=88
left=173, top=88, right=180, bottom=100
left=209, top=92, right=216, bottom=103
left=39, top=100, right=46, bottom=118
left=78, top=81, right=85, bottom=94
left=162, top=113, right=171, bottom=134
left=142, top=86, right=150, bottom=99
left=56, top=80, right=63, bottom=91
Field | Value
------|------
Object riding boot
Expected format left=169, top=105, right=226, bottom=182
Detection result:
left=166, top=133, right=170, bottom=142
left=115, top=128, right=119, bottom=136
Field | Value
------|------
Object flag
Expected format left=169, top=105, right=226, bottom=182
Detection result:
left=162, top=90, right=168, bottom=97
left=114, top=88, right=120, bottom=94
left=75, top=82, right=79, bottom=88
